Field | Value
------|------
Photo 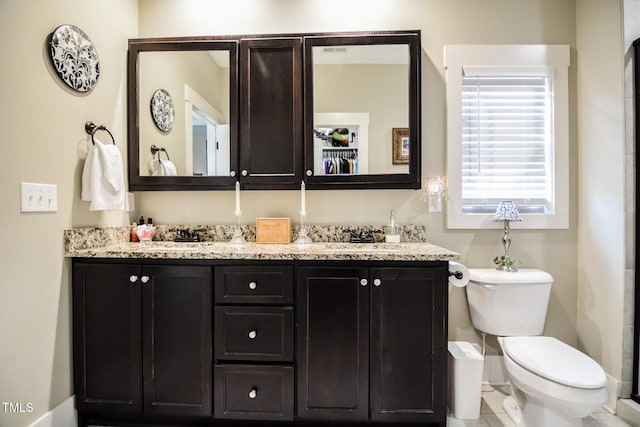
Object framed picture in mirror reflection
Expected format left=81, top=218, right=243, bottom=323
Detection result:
left=392, top=127, right=409, bottom=164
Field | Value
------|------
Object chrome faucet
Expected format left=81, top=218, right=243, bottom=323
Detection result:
left=170, top=228, right=205, bottom=242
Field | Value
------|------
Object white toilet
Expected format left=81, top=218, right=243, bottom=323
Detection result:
left=466, top=268, right=608, bottom=427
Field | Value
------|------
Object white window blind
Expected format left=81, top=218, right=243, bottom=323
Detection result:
left=461, top=74, right=553, bottom=214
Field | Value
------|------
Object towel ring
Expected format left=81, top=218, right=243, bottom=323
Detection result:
left=150, top=144, right=170, bottom=160
left=84, top=121, right=115, bottom=145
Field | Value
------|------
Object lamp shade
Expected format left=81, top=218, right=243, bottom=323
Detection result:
left=492, top=201, right=522, bottom=222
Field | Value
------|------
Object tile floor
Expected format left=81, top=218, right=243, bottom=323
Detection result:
left=447, top=384, right=633, bottom=427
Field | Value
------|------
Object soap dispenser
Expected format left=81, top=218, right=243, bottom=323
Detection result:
left=385, top=210, right=400, bottom=243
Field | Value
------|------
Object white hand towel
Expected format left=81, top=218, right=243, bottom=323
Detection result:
left=99, top=144, right=125, bottom=194
left=160, top=158, right=177, bottom=176
left=81, top=139, right=95, bottom=201
left=149, top=158, right=163, bottom=176
left=81, top=137, right=125, bottom=211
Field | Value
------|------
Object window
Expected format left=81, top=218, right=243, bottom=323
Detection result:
left=445, top=45, right=570, bottom=229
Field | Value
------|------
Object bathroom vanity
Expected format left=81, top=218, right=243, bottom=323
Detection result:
left=67, top=235, right=457, bottom=427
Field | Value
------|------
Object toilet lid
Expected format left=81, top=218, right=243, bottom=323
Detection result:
left=469, top=268, right=553, bottom=285
left=502, top=336, right=606, bottom=389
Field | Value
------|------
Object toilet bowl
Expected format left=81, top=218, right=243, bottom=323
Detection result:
left=499, top=336, right=607, bottom=426
left=467, top=268, right=608, bottom=427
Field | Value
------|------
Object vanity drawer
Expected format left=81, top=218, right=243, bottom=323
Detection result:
left=215, top=306, right=294, bottom=361
left=215, top=266, right=294, bottom=304
left=214, top=364, right=293, bottom=420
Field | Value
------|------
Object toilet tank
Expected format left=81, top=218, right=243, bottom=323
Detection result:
left=466, top=268, right=553, bottom=336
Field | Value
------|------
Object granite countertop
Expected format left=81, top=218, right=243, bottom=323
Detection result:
left=63, top=225, right=459, bottom=262
left=64, top=241, right=459, bottom=262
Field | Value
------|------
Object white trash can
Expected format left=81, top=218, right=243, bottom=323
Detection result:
left=448, top=341, right=484, bottom=420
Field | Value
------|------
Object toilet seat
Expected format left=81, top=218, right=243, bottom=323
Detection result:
left=502, top=336, right=606, bottom=389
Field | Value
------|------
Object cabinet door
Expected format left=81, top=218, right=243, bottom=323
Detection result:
left=141, top=265, right=212, bottom=416
left=296, top=266, right=369, bottom=420
left=73, top=263, right=142, bottom=414
left=370, top=266, right=448, bottom=423
left=240, top=37, right=303, bottom=189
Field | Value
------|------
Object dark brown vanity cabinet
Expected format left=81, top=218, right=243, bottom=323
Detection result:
left=214, top=265, right=295, bottom=420
left=239, top=37, right=303, bottom=189
left=296, top=265, right=448, bottom=425
left=72, top=262, right=212, bottom=422
left=72, top=259, right=448, bottom=426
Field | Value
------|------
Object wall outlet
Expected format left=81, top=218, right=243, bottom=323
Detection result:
left=20, top=182, right=57, bottom=212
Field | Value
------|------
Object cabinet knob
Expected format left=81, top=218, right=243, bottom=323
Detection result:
left=360, top=279, right=368, bottom=286
left=306, top=169, right=313, bottom=176
left=229, top=170, right=236, bottom=177
left=248, top=329, right=257, bottom=339
left=248, top=281, right=257, bottom=290
left=241, top=169, right=248, bottom=176
left=373, top=278, right=382, bottom=287
left=141, top=276, right=150, bottom=284
left=129, top=275, right=138, bottom=283
left=248, top=387, right=258, bottom=399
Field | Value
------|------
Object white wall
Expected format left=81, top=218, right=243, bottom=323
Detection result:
left=576, top=0, right=626, bottom=409
left=0, top=0, right=137, bottom=426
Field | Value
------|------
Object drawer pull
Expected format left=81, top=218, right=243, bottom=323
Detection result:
left=248, top=329, right=257, bottom=339
left=129, top=275, right=138, bottom=283
left=360, top=279, right=368, bottom=287
left=248, top=387, right=257, bottom=399
left=141, top=275, right=150, bottom=284
left=248, top=281, right=257, bottom=290
left=373, top=278, right=381, bottom=287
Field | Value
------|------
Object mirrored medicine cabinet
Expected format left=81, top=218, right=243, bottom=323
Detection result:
left=127, top=30, right=421, bottom=191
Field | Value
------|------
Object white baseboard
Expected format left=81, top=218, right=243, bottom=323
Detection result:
left=27, top=395, right=76, bottom=427
left=604, top=374, right=621, bottom=414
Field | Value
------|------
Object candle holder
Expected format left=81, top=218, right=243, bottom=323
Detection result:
left=229, top=210, right=246, bottom=244
left=295, top=211, right=312, bottom=244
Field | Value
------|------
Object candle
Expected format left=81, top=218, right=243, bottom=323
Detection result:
left=235, top=181, right=240, bottom=213
left=301, top=181, right=306, bottom=214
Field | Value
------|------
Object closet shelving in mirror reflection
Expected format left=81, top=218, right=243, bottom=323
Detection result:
left=314, top=125, right=363, bottom=175
left=127, top=30, right=421, bottom=191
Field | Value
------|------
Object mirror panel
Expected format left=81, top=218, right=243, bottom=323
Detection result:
left=128, top=38, right=238, bottom=190
left=139, top=50, right=231, bottom=177
left=304, top=33, right=421, bottom=189
left=312, top=44, right=409, bottom=175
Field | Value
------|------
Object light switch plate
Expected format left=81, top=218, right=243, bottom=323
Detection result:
left=126, top=192, right=135, bottom=212
left=20, top=182, right=58, bottom=212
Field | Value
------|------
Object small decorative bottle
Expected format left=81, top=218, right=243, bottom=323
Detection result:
left=131, top=222, right=139, bottom=242
left=385, top=209, right=400, bottom=243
